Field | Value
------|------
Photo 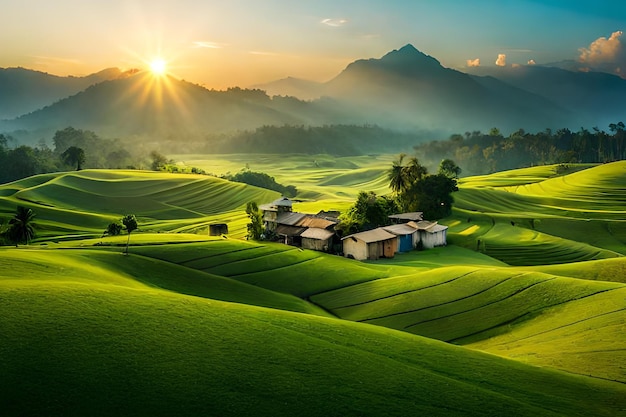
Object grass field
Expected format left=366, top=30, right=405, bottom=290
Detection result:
left=2, top=279, right=625, bottom=416
left=2, top=158, right=626, bottom=415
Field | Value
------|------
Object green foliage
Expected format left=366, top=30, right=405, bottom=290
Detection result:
left=150, top=150, right=169, bottom=171
left=402, top=174, right=458, bottom=219
left=5, top=206, right=36, bottom=246
left=104, top=222, right=122, bottom=237
left=438, top=158, right=461, bottom=179
left=61, top=146, right=86, bottom=170
left=225, top=170, right=297, bottom=197
left=245, top=202, right=264, bottom=240
left=414, top=123, right=626, bottom=175
left=339, top=191, right=399, bottom=235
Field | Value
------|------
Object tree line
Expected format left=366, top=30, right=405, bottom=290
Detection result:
left=0, top=127, right=144, bottom=183
left=413, top=123, right=626, bottom=175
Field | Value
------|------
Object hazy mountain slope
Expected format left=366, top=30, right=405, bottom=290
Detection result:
left=251, top=76, right=324, bottom=100
left=5, top=72, right=329, bottom=137
left=467, top=65, right=626, bottom=127
left=0, top=67, right=124, bottom=119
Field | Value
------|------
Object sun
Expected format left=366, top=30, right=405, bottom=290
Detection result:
left=149, top=58, right=167, bottom=76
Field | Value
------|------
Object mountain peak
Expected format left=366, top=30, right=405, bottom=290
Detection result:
left=378, top=44, right=443, bottom=72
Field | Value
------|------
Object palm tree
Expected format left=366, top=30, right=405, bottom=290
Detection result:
left=404, top=156, right=428, bottom=184
left=61, top=146, right=86, bottom=170
left=122, top=214, right=138, bottom=254
left=8, top=206, right=35, bottom=246
left=388, top=153, right=408, bottom=194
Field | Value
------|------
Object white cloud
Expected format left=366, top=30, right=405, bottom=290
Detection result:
left=527, top=59, right=536, bottom=65
left=192, top=41, right=224, bottom=49
left=321, top=18, right=348, bottom=27
left=495, top=53, right=507, bottom=67
left=578, top=31, right=626, bottom=78
left=466, top=58, right=480, bottom=67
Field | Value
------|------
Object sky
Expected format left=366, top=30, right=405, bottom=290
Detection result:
left=1, top=0, right=625, bottom=88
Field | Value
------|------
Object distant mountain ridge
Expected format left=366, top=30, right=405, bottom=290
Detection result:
left=2, top=44, right=625, bottom=145
left=0, top=67, right=128, bottom=119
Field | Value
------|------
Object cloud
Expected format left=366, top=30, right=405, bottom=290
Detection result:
left=527, top=59, right=536, bottom=65
left=578, top=31, right=626, bottom=77
left=192, top=41, right=224, bottom=49
left=466, top=58, right=480, bottom=67
left=495, top=53, right=507, bottom=67
left=321, top=18, right=348, bottom=27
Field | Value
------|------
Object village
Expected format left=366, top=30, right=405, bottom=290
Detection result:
left=256, top=197, right=448, bottom=261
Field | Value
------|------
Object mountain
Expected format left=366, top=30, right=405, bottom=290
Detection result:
left=320, top=44, right=569, bottom=132
left=4, top=71, right=331, bottom=138
left=466, top=64, right=626, bottom=128
left=0, top=67, right=126, bottom=120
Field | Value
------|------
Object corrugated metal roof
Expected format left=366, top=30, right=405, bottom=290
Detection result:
left=276, top=212, right=306, bottom=226
left=272, top=197, right=293, bottom=207
left=389, top=212, right=423, bottom=221
left=382, top=224, right=418, bottom=236
left=296, top=216, right=336, bottom=229
left=276, top=225, right=307, bottom=237
left=423, top=224, right=448, bottom=233
left=301, top=227, right=335, bottom=240
left=410, top=220, right=438, bottom=231
left=341, top=228, right=396, bottom=243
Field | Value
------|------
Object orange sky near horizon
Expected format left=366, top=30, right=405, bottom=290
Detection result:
left=1, top=1, right=624, bottom=89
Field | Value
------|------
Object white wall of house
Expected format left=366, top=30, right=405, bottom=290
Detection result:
left=343, top=238, right=368, bottom=260
left=420, top=230, right=447, bottom=249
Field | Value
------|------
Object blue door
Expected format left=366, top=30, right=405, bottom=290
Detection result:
left=399, top=235, right=413, bottom=252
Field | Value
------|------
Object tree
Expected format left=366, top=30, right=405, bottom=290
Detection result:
left=388, top=153, right=408, bottom=194
left=339, top=191, right=399, bottom=235
left=246, top=202, right=264, bottom=240
left=121, top=214, right=138, bottom=254
left=403, top=174, right=458, bottom=219
left=150, top=151, right=168, bottom=171
left=438, top=159, right=461, bottom=179
left=104, top=222, right=122, bottom=237
left=61, top=146, right=86, bottom=170
left=7, top=206, right=36, bottom=246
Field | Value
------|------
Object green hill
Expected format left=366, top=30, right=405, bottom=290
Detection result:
left=2, top=280, right=625, bottom=416
left=0, top=169, right=279, bottom=239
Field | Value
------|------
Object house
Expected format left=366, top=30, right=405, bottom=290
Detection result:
left=260, top=197, right=294, bottom=233
left=301, top=227, right=335, bottom=252
left=342, top=228, right=397, bottom=260
left=274, top=211, right=306, bottom=245
left=388, top=212, right=423, bottom=224
left=408, top=220, right=448, bottom=249
left=382, top=223, right=419, bottom=253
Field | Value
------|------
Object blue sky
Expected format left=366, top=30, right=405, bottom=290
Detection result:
left=1, top=0, right=624, bottom=87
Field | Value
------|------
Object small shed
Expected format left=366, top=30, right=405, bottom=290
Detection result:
left=409, top=221, right=448, bottom=249
left=301, top=227, right=335, bottom=252
left=209, top=223, right=229, bottom=236
left=342, top=228, right=397, bottom=261
left=383, top=223, right=418, bottom=252
left=276, top=224, right=306, bottom=246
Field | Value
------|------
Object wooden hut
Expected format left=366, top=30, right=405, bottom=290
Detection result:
left=301, top=228, right=335, bottom=252
left=409, top=221, right=448, bottom=249
left=342, top=228, right=397, bottom=260
left=382, top=223, right=418, bottom=252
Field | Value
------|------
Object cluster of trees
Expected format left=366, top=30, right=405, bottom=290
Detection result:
left=339, top=156, right=459, bottom=235
left=223, top=169, right=297, bottom=197
left=199, top=124, right=423, bottom=156
left=103, top=214, right=138, bottom=254
left=0, top=127, right=141, bottom=183
left=414, top=123, right=626, bottom=175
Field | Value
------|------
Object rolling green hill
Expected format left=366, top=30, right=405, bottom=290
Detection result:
left=2, top=279, right=625, bottom=416
left=2, top=158, right=626, bottom=415
left=0, top=169, right=279, bottom=239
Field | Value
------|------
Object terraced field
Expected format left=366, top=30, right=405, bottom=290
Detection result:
left=448, top=162, right=626, bottom=264
left=2, top=158, right=626, bottom=415
left=0, top=169, right=279, bottom=239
